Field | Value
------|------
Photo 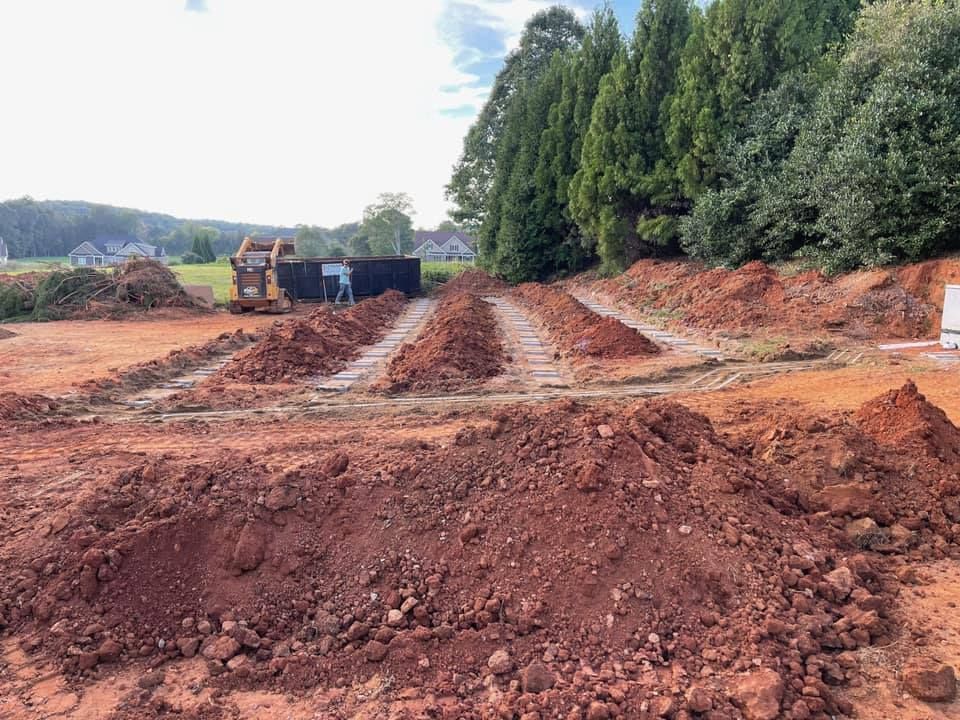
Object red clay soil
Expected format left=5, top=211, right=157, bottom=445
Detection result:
left=74, top=329, right=259, bottom=401
left=583, top=257, right=960, bottom=341
left=855, top=380, right=960, bottom=466
left=8, top=391, right=959, bottom=716
left=376, top=292, right=506, bottom=393
left=0, top=391, right=60, bottom=425
left=218, top=290, right=407, bottom=384
left=515, top=282, right=661, bottom=359
left=439, top=268, right=509, bottom=297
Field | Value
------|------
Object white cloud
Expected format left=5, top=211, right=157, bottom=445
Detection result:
left=0, top=1, right=549, bottom=228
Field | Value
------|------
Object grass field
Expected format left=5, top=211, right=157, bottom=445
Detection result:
left=171, top=261, right=232, bottom=304
left=3, top=257, right=70, bottom=274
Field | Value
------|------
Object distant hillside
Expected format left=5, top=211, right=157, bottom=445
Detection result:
left=0, top=197, right=299, bottom=258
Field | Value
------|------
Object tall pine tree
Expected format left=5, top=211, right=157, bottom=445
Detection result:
left=570, top=0, right=692, bottom=273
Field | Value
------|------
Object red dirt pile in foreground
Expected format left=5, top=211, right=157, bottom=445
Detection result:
left=439, top=268, right=509, bottom=297
left=376, top=292, right=505, bottom=393
left=583, top=257, right=958, bottom=340
left=7, top=388, right=960, bottom=717
left=515, top=282, right=661, bottom=359
left=219, top=290, right=407, bottom=383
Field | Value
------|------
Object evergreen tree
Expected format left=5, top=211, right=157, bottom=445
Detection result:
left=570, top=0, right=692, bottom=273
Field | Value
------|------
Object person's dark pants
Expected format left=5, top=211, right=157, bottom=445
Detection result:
left=335, top=282, right=354, bottom=305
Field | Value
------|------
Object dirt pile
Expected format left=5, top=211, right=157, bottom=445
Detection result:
left=0, top=327, right=16, bottom=340
left=2, top=396, right=923, bottom=718
left=855, top=380, right=960, bottom=465
left=438, top=268, right=509, bottom=297
left=218, top=290, right=407, bottom=383
left=3, top=259, right=203, bottom=321
left=583, top=257, right=956, bottom=341
left=0, top=391, right=60, bottom=425
left=515, top=282, right=661, bottom=359
left=376, top=292, right=506, bottom=393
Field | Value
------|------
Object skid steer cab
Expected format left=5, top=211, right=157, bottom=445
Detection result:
left=228, top=236, right=295, bottom=314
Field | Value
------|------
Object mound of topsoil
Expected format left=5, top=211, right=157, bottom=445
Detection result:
left=0, top=391, right=60, bottom=424
left=855, top=380, right=960, bottom=465
left=0, top=327, right=16, bottom=340
left=439, top=268, right=509, bottom=297
left=515, top=282, right=661, bottom=359
left=219, top=290, right=407, bottom=383
left=5, top=395, right=936, bottom=718
left=586, top=258, right=952, bottom=340
left=377, top=292, right=505, bottom=393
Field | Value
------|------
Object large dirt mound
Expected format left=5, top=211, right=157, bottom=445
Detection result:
left=376, top=292, right=506, bottom=393
left=584, top=258, right=953, bottom=341
left=855, top=380, right=960, bottom=465
left=219, top=290, right=407, bottom=383
left=438, top=268, right=509, bottom=297
left=515, top=282, right=661, bottom=359
left=2, top=397, right=915, bottom=718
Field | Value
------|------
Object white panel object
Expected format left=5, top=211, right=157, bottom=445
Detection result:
left=941, top=284, right=960, bottom=349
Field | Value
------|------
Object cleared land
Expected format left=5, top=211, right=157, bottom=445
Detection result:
left=1, top=262, right=959, bottom=720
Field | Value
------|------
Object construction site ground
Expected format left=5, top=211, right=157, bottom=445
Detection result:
left=2, top=264, right=960, bottom=720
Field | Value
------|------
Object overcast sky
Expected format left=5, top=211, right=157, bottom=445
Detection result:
left=0, top=1, right=635, bottom=228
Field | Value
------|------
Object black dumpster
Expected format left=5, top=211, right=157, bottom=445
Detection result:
left=275, top=255, right=421, bottom=301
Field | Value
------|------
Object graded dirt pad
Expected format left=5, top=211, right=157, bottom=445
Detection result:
left=376, top=292, right=506, bottom=393
left=0, top=311, right=279, bottom=396
left=7, top=389, right=960, bottom=718
left=75, top=330, right=259, bottom=402
left=580, top=257, right=960, bottom=344
left=514, top=282, right=661, bottom=359
left=438, top=268, right=509, bottom=297
left=216, top=290, right=407, bottom=384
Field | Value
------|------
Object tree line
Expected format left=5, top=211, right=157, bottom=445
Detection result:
left=447, top=0, right=960, bottom=281
left=0, top=193, right=438, bottom=262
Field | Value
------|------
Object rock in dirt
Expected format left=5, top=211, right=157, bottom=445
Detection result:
left=137, top=669, right=166, bottom=690
left=231, top=522, right=268, bottom=572
left=902, top=658, right=957, bottom=702
left=686, top=685, right=713, bottom=713
left=201, top=636, right=241, bottom=662
left=264, top=483, right=299, bottom=511
left=522, top=661, right=555, bottom=693
left=365, top=640, right=388, bottom=662
left=731, top=669, right=784, bottom=720
left=487, top=649, right=513, bottom=675
left=845, top=517, right=883, bottom=546
left=97, top=638, right=122, bottom=663
left=585, top=701, right=610, bottom=720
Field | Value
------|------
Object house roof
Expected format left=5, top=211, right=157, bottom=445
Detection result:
left=413, top=231, right=477, bottom=253
left=69, top=236, right=163, bottom=258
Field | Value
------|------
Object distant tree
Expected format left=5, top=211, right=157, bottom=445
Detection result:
left=361, top=193, right=416, bottom=255
left=328, top=244, right=348, bottom=257
left=348, top=234, right=372, bottom=256
left=189, top=227, right=218, bottom=262
left=436, top=220, right=461, bottom=233
left=295, top=225, right=326, bottom=256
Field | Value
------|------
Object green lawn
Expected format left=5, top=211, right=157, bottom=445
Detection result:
left=3, top=256, right=70, bottom=274
left=171, top=261, right=233, bottom=305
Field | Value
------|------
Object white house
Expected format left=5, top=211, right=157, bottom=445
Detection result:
left=68, top=235, right=167, bottom=267
left=412, top=231, right=478, bottom=263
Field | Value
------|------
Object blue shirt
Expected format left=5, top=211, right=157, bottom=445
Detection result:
left=339, top=266, right=351, bottom=284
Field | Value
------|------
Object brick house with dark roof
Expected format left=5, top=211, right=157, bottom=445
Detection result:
left=68, top=234, right=167, bottom=267
left=412, top=231, right=477, bottom=263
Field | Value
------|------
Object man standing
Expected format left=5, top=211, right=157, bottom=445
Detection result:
left=335, top=258, right=354, bottom=305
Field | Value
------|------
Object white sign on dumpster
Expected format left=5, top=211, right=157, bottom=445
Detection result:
left=941, top=284, right=960, bottom=349
left=322, top=263, right=342, bottom=277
